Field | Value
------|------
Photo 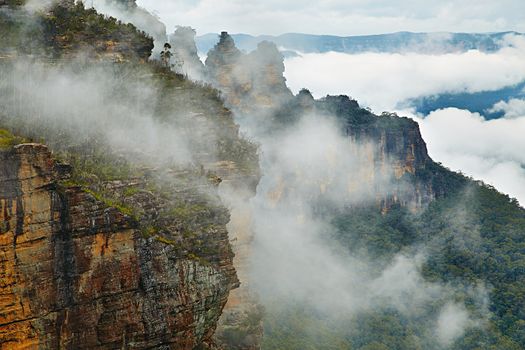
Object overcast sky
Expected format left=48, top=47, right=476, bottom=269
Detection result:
left=136, top=0, right=525, bottom=36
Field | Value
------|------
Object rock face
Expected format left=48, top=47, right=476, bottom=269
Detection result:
left=0, top=144, right=238, bottom=349
left=205, top=32, right=243, bottom=104
left=206, top=32, right=292, bottom=111
left=40, top=2, right=155, bottom=61
left=321, top=96, right=436, bottom=211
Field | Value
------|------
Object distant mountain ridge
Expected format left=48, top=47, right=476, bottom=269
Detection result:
left=405, top=81, right=525, bottom=119
left=196, top=31, right=524, bottom=55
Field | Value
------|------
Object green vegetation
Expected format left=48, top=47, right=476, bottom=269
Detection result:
left=263, top=304, right=351, bottom=350
left=6, top=3, right=523, bottom=349
left=83, top=187, right=135, bottom=217
left=140, top=225, right=159, bottom=238
left=155, top=235, right=177, bottom=246
left=41, top=1, right=153, bottom=59
left=220, top=306, right=265, bottom=348
left=0, top=128, right=27, bottom=148
left=1, top=1, right=153, bottom=58
left=0, top=2, right=258, bottom=274
left=264, top=165, right=525, bottom=349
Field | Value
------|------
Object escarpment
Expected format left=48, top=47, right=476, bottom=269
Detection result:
left=0, top=143, right=241, bottom=349
left=201, top=32, right=525, bottom=350
left=0, top=3, right=261, bottom=349
left=204, top=31, right=446, bottom=350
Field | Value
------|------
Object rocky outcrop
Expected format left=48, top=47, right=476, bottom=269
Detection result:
left=0, top=143, right=238, bottom=349
left=205, top=32, right=244, bottom=105
left=205, top=32, right=292, bottom=112
left=317, top=96, right=434, bottom=210
left=40, top=2, right=154, bottom=61
left=203, top=31, right=439, bottom=350
left=204, top=30, right=438, bottom=214
left=170, top=26, right=206, bottom=81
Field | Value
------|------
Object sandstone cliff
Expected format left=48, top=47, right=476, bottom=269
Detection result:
left=0, top=4, right=261, bottom=349
left=0, top=143, right=241, bottom=349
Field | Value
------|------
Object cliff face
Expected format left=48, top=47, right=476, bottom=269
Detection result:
left=0, top=143, right=239, bottom=349
left=205, top=32, right=244, bottom=104
left=326, top=97, right=435, bottom=211
left=0, top=4, right=264, bottom=349
left=203, top=35, right=434, bottom=212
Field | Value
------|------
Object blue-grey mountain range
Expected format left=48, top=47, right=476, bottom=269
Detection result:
left=196, top=31, right=523, bottom=55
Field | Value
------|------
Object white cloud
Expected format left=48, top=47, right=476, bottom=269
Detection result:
left=244, top=114, right=483, bottom=345
left=414, top=108, right=525, bottom=205
left=283, top=35, right=525, bottom=112
left=136, top=0, right=525, bottom=36
left=489, top=98, right=525, bottom=118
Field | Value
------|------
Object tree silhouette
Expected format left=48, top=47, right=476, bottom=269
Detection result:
left=160, top=42, right=172, bottom=67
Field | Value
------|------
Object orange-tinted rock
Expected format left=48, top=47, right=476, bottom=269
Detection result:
left=0, top=144, right=238, bottom=349
left=205, top=33, right=292, bottom=113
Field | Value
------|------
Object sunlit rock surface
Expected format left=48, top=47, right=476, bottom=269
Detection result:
left=0, top=145, right=238, bottom=349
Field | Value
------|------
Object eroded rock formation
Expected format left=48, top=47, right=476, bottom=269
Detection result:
left=206, top=32, right=292, bottom=112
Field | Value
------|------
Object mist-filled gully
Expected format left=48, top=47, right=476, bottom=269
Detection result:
left=195, top=22, right=488, bottom=349
left=1, top=1, right=524, bottom=349
left=234, top=111, right=486, bottom=348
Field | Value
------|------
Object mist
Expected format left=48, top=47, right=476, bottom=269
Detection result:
left=0, top=59, right=203, bottom=167
left=236, top=110, right=487, bottom=347
left=91, top=0, right=168, bottom=53
left=0, top=3, right=506, bottom=348
left=284, top=34, right=525, bottom=112
left=196, top=25, right=494, bottom=346
left=414, top=107, right=525, bottom=205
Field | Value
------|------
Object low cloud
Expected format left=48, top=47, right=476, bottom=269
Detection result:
left=246, top=113, right=483, bottom=345
left=91, top=0, right=168, bottom=52
left=23, top=0, right=54, bottom=12
left=413, top=107, right=525, bottom=205
left=436, top=302, right=472, bottom=346
left=488, top=98, right=525, bottom=118
left=282, top=35, right=525, bottom=205
left=0, top=59, right=208, bottom=167
left=283, top=34, right=525, bottom=112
